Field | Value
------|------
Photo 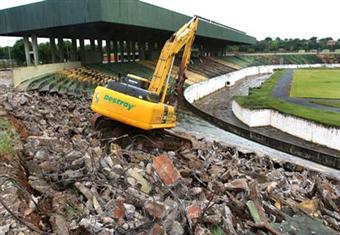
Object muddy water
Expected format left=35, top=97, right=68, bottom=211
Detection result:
left=176, top=108, right=340, bottom=180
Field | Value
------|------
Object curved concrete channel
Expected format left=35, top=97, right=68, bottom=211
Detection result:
left=181, top=64, right=340, bottom=176
left=175, top=108, right=340, bottom=180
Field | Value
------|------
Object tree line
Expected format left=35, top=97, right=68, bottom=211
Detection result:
left=227, top=37, right=340, bottom=53
left=0, top=39, right=73, bottom=66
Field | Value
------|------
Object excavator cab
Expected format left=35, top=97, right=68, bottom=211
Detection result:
left=105, top=78, right=160, bottom=103
left=91, top=16, right=198, bottom=130
left=121, top=74, right=150, bottom=89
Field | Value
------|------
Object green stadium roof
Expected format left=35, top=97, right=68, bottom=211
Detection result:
left=0, top=0, right=256, bottom=45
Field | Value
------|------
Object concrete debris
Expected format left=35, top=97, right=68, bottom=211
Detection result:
left=144, top=200, right=167, bottom=219
left=0, top=224, right=10, bottom=235
left=224, top=178, right=249, bottom=192
left=50, top=214, right=70, bottom=235
left=169, top=221, right=184, bottom=235
left=195, top=224, right=212, bottom=235
left=112, top=198, right=125, bottom=220
left=149, top=223, right=166, bottom=235
left=0, top=86, right=339, bottom=234
left=152, top=155, right=181, bottom=186
left=187, top=204, right=202, bottom=221
left=127, top=167, right=152, bottom=194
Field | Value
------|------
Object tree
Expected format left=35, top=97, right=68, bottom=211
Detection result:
left=0, top=46, right=6, bottom=58
left=11, top=39, right=26, bottom=65
left=38, top=42, right=51, bottom=64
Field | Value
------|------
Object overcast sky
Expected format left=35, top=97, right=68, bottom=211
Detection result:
left=0, top=0, right=339, bottom=46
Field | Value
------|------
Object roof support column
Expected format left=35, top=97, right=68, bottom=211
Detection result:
left=50, top=37, right=57, bottom=63
left=112, top=40, right=117, bottom=63
left=116, top=41, right=121, bottom=62
left=132, top=41, right=136, bottom=61
left=208, top=45, right=212, bottom=57
left=217, top=49, right=222, bottom=57
left=98, top=39, right=103, bottom=63
left=70, top=38, right=77, bottom=61
left=119, top=41, right=124, bottom=63
left=126, top=41, right=131, bottom=62
left=79, top=38, right=85, bottom=64
left=31, top=34, right=39, bottom=66
left=58, top=37, right=64, bottom=62
left=158, top=41, right=164, bottom=50
left=138, top=41, right=145, bottom=60
left=201, top=44, right=205, bottom=56
left=23, top=35, right=32, bottom=66
left=90, top=39, right=95, bottom=51
left=106, top=39, right=111, bottom=63
left=150, top=41, right=156, bottom=50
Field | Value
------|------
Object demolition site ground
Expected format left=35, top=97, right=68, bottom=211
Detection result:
left=0, top=81, right=339, bottom=235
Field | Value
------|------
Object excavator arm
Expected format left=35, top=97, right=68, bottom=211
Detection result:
left=148, top=16, right=199, bottom=103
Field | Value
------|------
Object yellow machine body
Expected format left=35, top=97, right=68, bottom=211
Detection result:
left=91, top=86, right=176, bottom=130
left=91, top=17, right=198, bottom=130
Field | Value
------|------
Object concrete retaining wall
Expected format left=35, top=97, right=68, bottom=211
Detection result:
left=13, top=62, right=81, bottom=87
left=184, top=64, right=340, bottom=103
left=232, top=101, right=340, bottom=151
left=183, top=63, right=340, bottom=169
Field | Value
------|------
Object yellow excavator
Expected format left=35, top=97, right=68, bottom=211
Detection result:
left=91, top=16, right=199, bottom=130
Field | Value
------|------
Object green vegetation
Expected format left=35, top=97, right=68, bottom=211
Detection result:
left=290, top=69, right=340, bottom=99
left=311, top=100, right=340, bottom=108
left=210, top=227, right=224, bottom=235
left=63, top=203, right=84, bottom=220
left=228, top=37, right=340, bottom=53
left=234, top=70, right=340, bottom=127
left=0, top=117, right=15, bottom=156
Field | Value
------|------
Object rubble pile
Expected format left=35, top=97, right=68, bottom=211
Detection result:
left=0, top=86, right=339, bottom=234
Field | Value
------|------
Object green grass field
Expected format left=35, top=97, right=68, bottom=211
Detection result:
left=234, top=70, right=340, bottom=127
left=290, top=69, right=340, bottom=99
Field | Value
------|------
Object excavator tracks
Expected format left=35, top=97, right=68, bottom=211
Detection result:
left=91, top=114, right=193, bottom=152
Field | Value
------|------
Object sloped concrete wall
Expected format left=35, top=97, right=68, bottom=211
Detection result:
left=13, top=62, right=81, bottom=87
left=184, top=63, right=340, bottom=168
left=184, top=63, right=340, bottom=152
left=184, top=64, right=340, bottom=103
left=232, top=101, right=340, bottom=151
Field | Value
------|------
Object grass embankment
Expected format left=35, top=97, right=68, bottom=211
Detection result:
left=291, top=69, right=340, bottom=99
left=311, top=100, right=340, bottom=108
left=0, top=117, right=16, bottom=156
left=234, top=70, right=340, bottom=127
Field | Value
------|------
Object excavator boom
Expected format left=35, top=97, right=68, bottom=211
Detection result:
left=148, top=17, right=199, bottom=97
